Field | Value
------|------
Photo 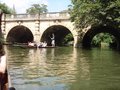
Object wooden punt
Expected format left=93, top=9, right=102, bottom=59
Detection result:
left=10, top=44, right=56, bottom=49
left=19, top=45, right=55, bottom=49
left=8, top=73, right=16, bottom=90
left=0, top=70, right=15, bottom=90
left=39, top=46, right=55, bottom=48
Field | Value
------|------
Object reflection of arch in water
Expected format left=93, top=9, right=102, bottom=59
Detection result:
left=6, top=25, right=34, bottom=43
left=50, top=48, right=55, bottom=60
left=73, top=48, right=90, bottom=80
left=82, top=25, right=120, bottom=49
left=26, top=49, right=48, bottom=78
left=40, top=25, right=74, bottom=46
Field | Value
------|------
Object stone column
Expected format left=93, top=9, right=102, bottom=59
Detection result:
left=74, top=35, right=79, bottom=48
left=34, top=20, right=40, bottom=43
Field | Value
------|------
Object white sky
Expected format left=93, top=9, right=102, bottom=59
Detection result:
left=0, top=0, right=71, bottom=13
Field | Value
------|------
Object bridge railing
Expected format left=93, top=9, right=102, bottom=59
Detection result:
left=5, top=12, right=70, bottom=20
left=5, top=14, right=39, bottom=20
left=40, top=12, right=70, bottom=20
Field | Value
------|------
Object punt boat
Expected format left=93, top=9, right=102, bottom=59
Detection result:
left=0, top=70, right=15, bottom=90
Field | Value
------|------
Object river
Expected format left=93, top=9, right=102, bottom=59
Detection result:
left=4, top=46, right=120, bottom=90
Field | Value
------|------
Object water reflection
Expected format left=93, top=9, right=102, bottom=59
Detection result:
left=4, top=46, right=120, bottom=90
left=5, top=46, right=81, bottom=90
left=69, top=48, right=120, bottom=90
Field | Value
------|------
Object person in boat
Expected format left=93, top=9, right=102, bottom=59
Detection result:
left=38, top=42, right=43, bottom=47
left=28, top=42, right=37, bottom=47
left=0, top=42, right=7, bottom=90
left=28, top=42, right=34, bottom=46
left=50, top=33, right=55, bottom=47
left=37, top=41, right=47, bottom=48
left=42, top=41, right=47, bottom=47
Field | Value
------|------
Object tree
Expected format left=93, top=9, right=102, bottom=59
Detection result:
left=70, top=0, right=120, bottom=29
left=0, top=2, right=15, bottom=42
left=63, top=33, right=74, bottom=45
left=0, top=3, right=14, bottom=14
left=26, top=4, right=48, bottom=14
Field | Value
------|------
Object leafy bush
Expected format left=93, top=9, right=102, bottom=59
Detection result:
left=91, top=33, right=115, bottom=47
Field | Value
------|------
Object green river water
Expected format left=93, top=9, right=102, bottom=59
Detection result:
left=4, top=46, right=120, bottom=90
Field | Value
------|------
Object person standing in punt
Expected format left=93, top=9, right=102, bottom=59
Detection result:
left=50, top=33, right=55, bottom=47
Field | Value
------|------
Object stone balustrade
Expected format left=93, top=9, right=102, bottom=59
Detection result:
left=4, top=12, right=70, bottom=21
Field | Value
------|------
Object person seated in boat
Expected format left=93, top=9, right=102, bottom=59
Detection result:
left=28, top=42, right=35, bottom=47
left=42, top=41, right=47, bottom=47
left=37, top=42, right=43, bottom=47
left=0, top=42, right=7, bottom=90
left=38, top=41, right=47, bottom=48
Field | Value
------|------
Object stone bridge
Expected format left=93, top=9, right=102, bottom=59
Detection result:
left=1, top=12, right=80, bottom=47
left=1, top=12, right=120, bottom=48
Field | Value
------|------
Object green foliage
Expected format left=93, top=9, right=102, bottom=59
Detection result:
left=70, top=0, right=120, bottom=29
left=63, top=33, right=74, bottom=45
left=26, top=4, right=48, bottom=14
left=0, top=2, right=15, bottom=43
left=91, top=33, right=115, bottom=46
left=0, top=3, right=14, bottom=14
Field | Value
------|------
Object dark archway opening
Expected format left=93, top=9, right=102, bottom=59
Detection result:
left=6, top=26, right=33, bottom=44
left=41, top=25, right=74, bottom=46
left=82, top=25, right=120, bottom=49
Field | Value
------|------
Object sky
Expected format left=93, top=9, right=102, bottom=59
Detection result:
left=0, top=0, right=71, bottom=13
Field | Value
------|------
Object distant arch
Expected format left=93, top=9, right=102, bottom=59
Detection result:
left=82, top=25, right=120, bottom=49
left=6, top=25, right=34, bottom=44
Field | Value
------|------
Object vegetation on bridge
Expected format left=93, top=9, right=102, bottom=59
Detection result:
left=69, top=0, right=120, bottom=47
left=0, top=2, right=15, bottom=14
left=26, top=4, right=48, bottom=14
left=70, top=0, right=120, bottom=28
left=0, top=2, right=48, bottom=14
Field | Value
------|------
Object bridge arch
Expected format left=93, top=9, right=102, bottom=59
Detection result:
left=6, top=25, right=34, bottom=43
left=40, top=25, right=74, bottom=46
left=82, top=25, right=120, bottom=49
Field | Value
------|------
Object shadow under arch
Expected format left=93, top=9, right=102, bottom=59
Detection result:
left=82, top=25, right=120, bottom=49
left=41, top=25, right=74, bottom=46
left=6, top=25, right=34, bottom=44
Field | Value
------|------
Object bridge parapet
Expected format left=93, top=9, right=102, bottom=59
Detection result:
left=40, top=12, right=70, bottom=20
left=5, top=14, right=39, bottom=20
left=5, top=12, right=70, bottom=21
